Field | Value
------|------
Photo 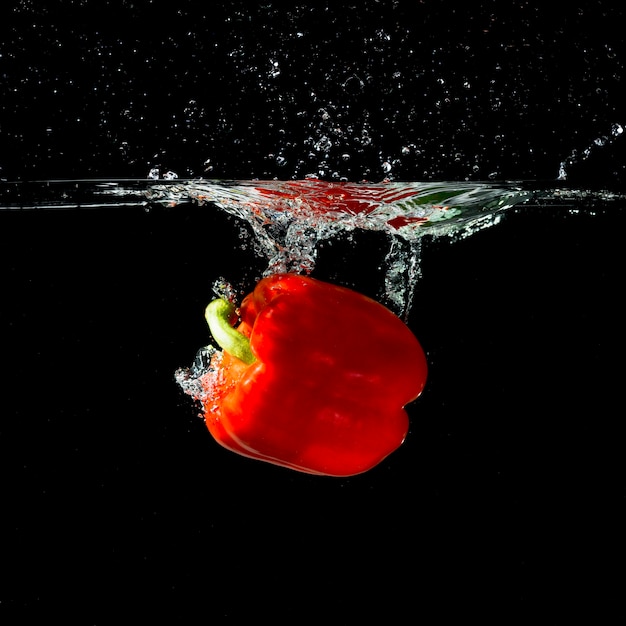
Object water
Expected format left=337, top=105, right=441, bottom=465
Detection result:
left=3, top=3, right=626, bottom=618
left=2, top=176, right=625, bottom=316
left=557, top=123, right=624, bottom=181
left=141, top=177, right=626, bottom=314
left=164, top=174, right=626, bottom=428
left=145, top=179, right=533, bottom=315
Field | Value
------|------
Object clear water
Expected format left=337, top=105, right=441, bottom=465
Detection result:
left=2, top=4, right=625, bottom=617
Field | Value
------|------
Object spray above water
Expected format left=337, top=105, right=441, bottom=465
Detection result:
left=557, top=123, right=625, bottom=181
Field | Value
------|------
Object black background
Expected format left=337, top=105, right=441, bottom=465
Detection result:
left=1, top=1, right=625, bottom=622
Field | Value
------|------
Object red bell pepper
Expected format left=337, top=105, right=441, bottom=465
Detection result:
left=196, top=273, right=427, bottom=476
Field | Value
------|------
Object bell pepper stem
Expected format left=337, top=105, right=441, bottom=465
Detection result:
left=205, top=298, right=256, bottom=365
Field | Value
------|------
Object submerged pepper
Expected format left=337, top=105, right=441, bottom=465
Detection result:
left=198, top=274, right=427, bottom=476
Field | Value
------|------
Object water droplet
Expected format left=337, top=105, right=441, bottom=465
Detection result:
left=268, top=59, right=281, bottom=78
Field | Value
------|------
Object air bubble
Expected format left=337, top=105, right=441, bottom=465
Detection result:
left=314, top=136, right=333, bottom=153
left=212, top=277, right=237, bottom=303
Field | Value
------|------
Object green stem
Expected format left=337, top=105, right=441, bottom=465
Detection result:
left=205, top=298, right=256, bottom=365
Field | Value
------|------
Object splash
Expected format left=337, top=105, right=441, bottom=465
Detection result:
left=557, top=123, right=625, bottom=181
left=2, top=176, right=623, bottom=316
left=145, top=179, right=531, bottom=316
